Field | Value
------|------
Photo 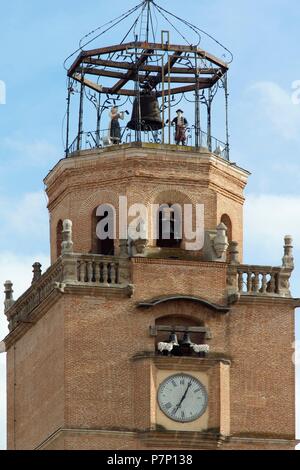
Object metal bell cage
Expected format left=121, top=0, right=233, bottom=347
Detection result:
left=64, top=9, right=231, bottom=161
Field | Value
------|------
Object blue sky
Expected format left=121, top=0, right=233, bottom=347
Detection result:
left=0, top=0, right=300, bottom=450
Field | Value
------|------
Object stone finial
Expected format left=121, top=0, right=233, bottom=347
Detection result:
left=229, top=241, right=239, bottom=265
left=32, top=262, right=42, bottom=284
left=282, top=235, right=294, bottom=269
left=213, top=223, right=229, bottom=258
left=4, top=280, right=14, bottom=311
left=61, top=219, right=73, bottom=254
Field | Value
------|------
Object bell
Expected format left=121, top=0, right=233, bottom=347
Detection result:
left=127, top=93, right=163, bottom=131
left=181, top=332, right=193, bottom=347
left=169, top=332, right=179, bottom=346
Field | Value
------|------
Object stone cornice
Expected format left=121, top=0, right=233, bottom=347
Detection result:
left=139, top=430, right=227, bottom=449
left=35, top=426, right=298, bottom=450
left=132, top=257, right=227, bottom=268
left=235, top=295, right=298, bottom=307
left=131, top=353, right=231, bottom=368
left=44, top=144, right=250, bottom=186
left=46, top=169, right=246, bottom=211
left=44, top=145, right=249, bottom=209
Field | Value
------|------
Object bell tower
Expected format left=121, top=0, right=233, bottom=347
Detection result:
left=2, top=1, right=298, bottom=450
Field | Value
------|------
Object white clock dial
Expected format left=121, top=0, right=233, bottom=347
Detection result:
left=157, top=373, right=208, bottom=423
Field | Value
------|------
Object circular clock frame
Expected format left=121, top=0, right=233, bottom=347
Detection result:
left=157, top=373, right=208, bottom=423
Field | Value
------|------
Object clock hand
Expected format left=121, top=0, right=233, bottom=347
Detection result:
left=173, top=381, right=192, bottom=414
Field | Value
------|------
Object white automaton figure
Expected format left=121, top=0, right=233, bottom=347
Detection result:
left=108, top=106, right=125, bottom=144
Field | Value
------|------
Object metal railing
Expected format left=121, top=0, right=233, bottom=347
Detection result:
left=66, top=126, right=229, bottom=161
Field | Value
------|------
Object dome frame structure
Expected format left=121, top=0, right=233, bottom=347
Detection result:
left=64, top=1, right=231, bottom=159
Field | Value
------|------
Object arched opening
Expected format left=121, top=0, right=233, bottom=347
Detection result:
left=157, top=204, right=182, bottom=248
left=92, top=205, right=116, bottom=255
left=221, top=214, right=232, bottom=244
left=56, top=220, right=63, bottom=258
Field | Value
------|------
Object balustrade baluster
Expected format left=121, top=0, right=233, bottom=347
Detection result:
left=261, top=273, right=267, bottom=294
left=102, top=262, right=109, bottom=286
left=79, top=261, right=86, bottom=282
left=253, top=272, right=259, bottom=293
left=110, top=263, right=116, bottom=285
left=238, top=271, right=244, bottom=292
left=95, top=262, right=101, bottom=283
left=247, top=271, right=252, bottom=293
left=87, top=261, right=94, bottom=282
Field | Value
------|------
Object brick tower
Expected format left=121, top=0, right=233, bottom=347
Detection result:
left=2, top=1, right=298, bottom=450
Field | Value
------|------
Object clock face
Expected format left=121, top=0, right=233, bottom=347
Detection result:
left=157, top=373, right=208, bottom=423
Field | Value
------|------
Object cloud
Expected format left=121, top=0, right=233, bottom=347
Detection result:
left=244, top=193, right=300, bottom=260
left=1, top=138, right=59, bottom=167
left=1, top=191, right=48, bottom=236
left=250, top=81, right=300, bottom=141
left=0, top=191, right=49, bottom=253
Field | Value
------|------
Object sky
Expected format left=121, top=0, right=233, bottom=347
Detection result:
left=0, top=0, right=300, bottom=450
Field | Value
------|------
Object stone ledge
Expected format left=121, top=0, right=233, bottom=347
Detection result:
left=132, top=257, right=228, bottom=268
left=131, top=352, right=231, bottom=369
left=139, top=430, right=226, bottom=449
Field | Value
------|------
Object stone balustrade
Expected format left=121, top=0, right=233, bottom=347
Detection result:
left=76, top=255, right=129, bottom=286
left=237, top=266, right=281, bottom=294
left=227, top=236, right=294, bottom=300
left=227, top=264, right=292, bottom=299
left=4, top=253, right=131, bottom=332
left=5, top=260, right=64, bottom=331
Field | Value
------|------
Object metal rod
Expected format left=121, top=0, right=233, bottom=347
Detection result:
left=168, top=56, right=171, bottom=144
left=134, top=35, right=142, bottom=143
left=224, top=72, right=230, bottom=160
left=207, top=88, right=212, bottom=151
left=96, top=92, right=101, bottom=147
left=65, top=79, right=72, bottom=157
left=161, top=55, right=165, bottom=144
left=77, top=74, right=85, bottom=151
left=146, top=0, right=151, bottom=42
left=194, top=53, right=201, bottom=148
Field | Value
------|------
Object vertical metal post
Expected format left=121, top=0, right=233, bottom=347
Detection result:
left=146, top=0, right=151, bottom=43
left=135, top=36, right=142, bottom=143
left=207, top=88, right=212, bottom=152
left=168, top=56, right=171, bottom=144
left=96, top=92, right=101, bottom=147
left=194, top=53, right=201, bottom=148
left=65, top=79, right=72, bottom=157
left=224, top=73, right=230, bottom=161
left=77, top=74, right=84, bottom=151
left=161, top=56, right=165, bottom=144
